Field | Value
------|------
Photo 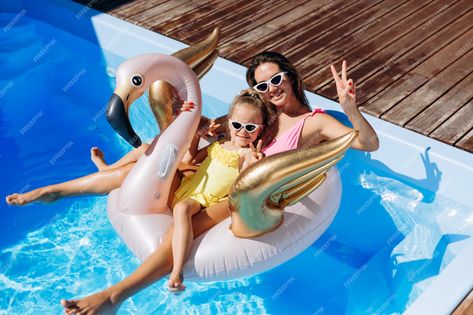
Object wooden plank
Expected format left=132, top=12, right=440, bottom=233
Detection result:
left=225, top=0, right=358, bottom=63
left=162, top=1, right=247, bottom=42
left=180, top=0, right=292, bottom=45
left=162, top=0, right=263, bottom=43
left=455, top=128, right=473, bottom=152
left=141, top=0, right=215, bottom=29
left=271, top=0, right=404, bottom=67
left=427, top=99, right=473, bottom=144
left=405, top=70, right=473, bottom=135
left=381, top=47, right=473, bottom=125
left=219, top=0, right=330, bottom=59
left=217, top=0, right=314, bottom=47
left=127, top=0, right=190, bottom=25
left=453, top=289, right=473, bottom=315
left=151, top=0, right=233, bottom=35
left=319, top=0, right=472, bottom=97
left=355, top=10, right=473, bottom=109
left=242, top=0, right=381, bottom=64
left=360, top=27, right=473, bottom=117
left=219, top=0, right=335, bottom=60
left=295, top=0, right=437, bottom=83
left=108, top=0, right=171, bottom=19
left=169, top=0, right=265, bottom=42
left=308, top=0, right=463, bottom=95
left=181, top=0, right=288, bottom=44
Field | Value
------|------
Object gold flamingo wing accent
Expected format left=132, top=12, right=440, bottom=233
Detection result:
left=229, top=130, right=358, bottom=238
left=149, top=27, right=220, bottom=131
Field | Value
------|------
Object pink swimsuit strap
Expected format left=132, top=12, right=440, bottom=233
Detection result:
left=262, top=108, right=325, bottom=156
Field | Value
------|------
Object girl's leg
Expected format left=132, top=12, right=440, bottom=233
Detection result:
left=5, top=163, right=135, bottom=206
left=61, top=200, right=229, bottom=315
left=91, top=143, right=150, bottom=172
left=166, top=163, right=199, bottom=209
left=168, top=198, right=202, bottom=291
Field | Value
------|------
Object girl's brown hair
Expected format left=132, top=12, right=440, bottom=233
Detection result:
left=246, top=51, right=311, bottom=111
left=228, top=88, right=276, bottom=148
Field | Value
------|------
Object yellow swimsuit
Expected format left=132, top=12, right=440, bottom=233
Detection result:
left=173, top=142, right=240, bottom=208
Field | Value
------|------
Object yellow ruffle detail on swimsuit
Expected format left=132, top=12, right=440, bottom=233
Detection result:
left=173, top=142, right=240, bottom=208
left=208, top=141, right=240, bottom=168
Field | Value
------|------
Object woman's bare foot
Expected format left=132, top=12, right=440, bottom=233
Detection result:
left=61, top=289, right=122, bottom=315
left=5, top=186, right=59, bottom=206
left=91, top=147, right=108, bottom=171
left=168, top=270, right=185, bottom=292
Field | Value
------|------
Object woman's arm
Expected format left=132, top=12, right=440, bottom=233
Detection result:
left=302, top=60, right=379, bottom=152
left=304, top=113, right=378, bottom=152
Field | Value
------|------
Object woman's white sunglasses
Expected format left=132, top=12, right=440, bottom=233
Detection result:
left=229, top=120, right=262, bottom=133
left=253, top=71, right=287, bottom=93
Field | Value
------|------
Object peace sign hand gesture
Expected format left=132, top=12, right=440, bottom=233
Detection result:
left=330, top=60, right=357, bottom=114
left=240, top=139, right=264, bottom=171
left=197, top=120, right=221, bottom=138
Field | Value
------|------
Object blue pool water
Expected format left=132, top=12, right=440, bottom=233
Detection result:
left=1, top=2, right=473, bottom=314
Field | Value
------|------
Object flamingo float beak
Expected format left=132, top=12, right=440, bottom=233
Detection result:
left=106, top=93, right=142, bottom=148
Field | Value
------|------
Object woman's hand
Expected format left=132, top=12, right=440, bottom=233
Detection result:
left=179, top=100, right=196, bottom=113
left=181, top=101, right=221, bottom=137
left=328, top=60, right=379, bottom=152
left=197, top=120, right=221, bottom=138
left=330, top=60, right=357, bottom=114
left=240, top=140, right=264, bottom=171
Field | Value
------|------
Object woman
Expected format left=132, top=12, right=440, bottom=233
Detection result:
left=59, top=52, right=378, bottom=314
left=248, top=52, right=378, bottom=154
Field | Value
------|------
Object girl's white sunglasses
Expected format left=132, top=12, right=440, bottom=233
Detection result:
left=229, top=120, right=262, bottom=133
left=253, top=71, right=287, bottom=93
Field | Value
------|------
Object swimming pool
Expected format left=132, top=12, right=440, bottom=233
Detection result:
left=1, top=0, right=473, bottom=314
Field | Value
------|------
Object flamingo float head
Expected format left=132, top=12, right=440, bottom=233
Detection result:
left=106, top=58, right=150, bottom=147
left=106, top=27, right=221, bottom=148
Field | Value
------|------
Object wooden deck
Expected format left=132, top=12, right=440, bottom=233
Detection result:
left=76, top=0, right=473, bottom=154
left=75, top=0, right=473, bottom=312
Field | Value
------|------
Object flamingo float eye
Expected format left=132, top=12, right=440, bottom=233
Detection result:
left=131, top=75, right=143, bottom=87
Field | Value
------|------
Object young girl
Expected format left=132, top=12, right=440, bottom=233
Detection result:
left=167, top=89, right=269, bottom=291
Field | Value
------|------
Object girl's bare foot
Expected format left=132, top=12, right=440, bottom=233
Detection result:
left=90, top=147, right=108, bottom=171
left=5, top=186, right=59, bottom=206
left=168, top=270, right=185, bottom=292
left=61, top=289, right=121, bottom=315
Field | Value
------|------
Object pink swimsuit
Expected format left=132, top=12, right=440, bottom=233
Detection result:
left=262, top=108, right=325, bottom=157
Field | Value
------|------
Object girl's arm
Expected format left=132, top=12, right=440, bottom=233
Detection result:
left=192, top=146, right=209, bottom=165
left=182, top=133, right=203, bottom=165
left=181, top=120, right=220, bottom=164
left=238, top=140, right=264, bottom=172
left=178, top=101, right=220, bottom=164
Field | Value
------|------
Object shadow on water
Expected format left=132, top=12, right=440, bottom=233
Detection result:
left=276, top=110, right=468, bottom=314
left=251, top=109, right=464, bottom=314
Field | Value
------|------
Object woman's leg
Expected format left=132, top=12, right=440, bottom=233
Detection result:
left=168, top=198, right=202, bottom=291
left=91, top=143, right=150, bottom=172
left=5, top=163, right=135, bottom=206
left=61, top=200, right=229, bottom=315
